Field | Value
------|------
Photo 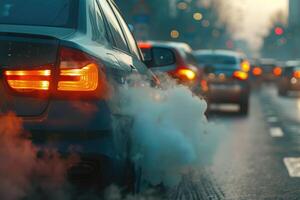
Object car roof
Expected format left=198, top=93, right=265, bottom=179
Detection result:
left=257, top=58, right=277, bottom=65
left=285, top=60, right=300, bottom=67
left=193, top=49, right=244, bottom=58
left=139, top=40, right=192, bottom=53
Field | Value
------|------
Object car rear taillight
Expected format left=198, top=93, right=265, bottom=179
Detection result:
left=57, top=47, right=99, bottom=92
left=201, top=80, right=208, bottom=91
left=175, top=68, right=197, bottom=81
left=5, top=69, right=51, bottom=92
left=55, top=47, right=109, bottom=99
left=58, top=63, right=98, bottom=92
left=137, top=42, right=152, bottom=49
left=241, top=60, right=250, bottom=72
left=252, top=67, right=262, bottom=76
left=273, top=67, right=282, bottom=76
left=233, top=71, right=248, bottom=80
left=293, top=71, right=300, bottom=78
left=4, top=47, right=108, bottom=99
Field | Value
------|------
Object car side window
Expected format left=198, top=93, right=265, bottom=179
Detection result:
left=90, top=0, right=109, bottom=43
left=108, top=1, right=141, bottom=59
left=97, top=0, right=130, bottom=53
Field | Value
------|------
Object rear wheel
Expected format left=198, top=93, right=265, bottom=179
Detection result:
left=239, top=98, right=249, bottom=115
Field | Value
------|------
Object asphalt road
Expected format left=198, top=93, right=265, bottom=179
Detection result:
left=170, top=84, right=300, bottom=200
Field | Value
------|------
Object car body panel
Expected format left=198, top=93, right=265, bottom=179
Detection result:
left=138, top=40, right=203, bottom=94
left=0, top=0, right=151, bottom=170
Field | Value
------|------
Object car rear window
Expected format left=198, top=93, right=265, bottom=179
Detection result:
left=0, top=0, right=78, bottom=28
left=195, top=54, right=238, bottom=65
left=261, top=64, right=275, bottom=72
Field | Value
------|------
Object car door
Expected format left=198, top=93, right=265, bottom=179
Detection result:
left=97, top=0, right=134, bottom=77
left=107, top=0, right=149, bottom=75
left=78, top=0, right=129, bottom=86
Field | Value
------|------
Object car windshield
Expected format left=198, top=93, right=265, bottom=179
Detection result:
left=195, top=54, right=238, bottom=65
left=0, top=0, right=78, bottom=27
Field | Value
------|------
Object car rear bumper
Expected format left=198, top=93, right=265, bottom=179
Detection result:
left=288, top=85, right=300, bottom=91
left=279, top=78, right=300, bottom=91
left=30, top=129, right=116, bottom=157
left=206, top=82, right=249, bottom=103
left=21, top=99, right=127, bottom=159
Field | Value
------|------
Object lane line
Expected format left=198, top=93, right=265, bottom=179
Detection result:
left=284, top=157, right=300, bottom=177
left=270, top=127, right=284, bottom=137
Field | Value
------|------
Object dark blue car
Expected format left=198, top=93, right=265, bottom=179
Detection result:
left=0, top=0, right=156, bottom=191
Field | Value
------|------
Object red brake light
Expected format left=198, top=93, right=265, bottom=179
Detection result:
left=252, top=67, right=262, bottom=76
left=294, top=71, right=300, bottom=78
left=138, top=42, right=152, bottom=49
left=57, top=47, right=99, bottom=92
left=58, top=63, right=98, bottom=91
left=273, top=67, right=282, bottom=76
left=233, top=71, right=248, bottom=80
left=5, top=69, right=51, bottom=91
left=4, top=47, right=108, bottom=99
left=201, top=80, right=208, bottom=91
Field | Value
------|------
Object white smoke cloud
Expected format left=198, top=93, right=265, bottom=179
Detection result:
left=112, top=75, right=212, bottom=187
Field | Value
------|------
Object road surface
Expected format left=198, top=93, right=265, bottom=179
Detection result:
left=170, top=84, right=300, bottom=200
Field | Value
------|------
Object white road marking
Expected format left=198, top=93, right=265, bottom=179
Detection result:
left=210, top=104, right=239, bottom=112
left=267, top=116, right=278, bottom=123
left=270, top=127, right=284, bottom=137
left=284, top=157, right=300, bottom=177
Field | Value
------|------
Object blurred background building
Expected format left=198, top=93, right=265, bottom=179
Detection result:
left=115, top=0, right=233, bottom=50
left=289, top=0, right=300, bottom=28
left=260, top=0, right=300, bottom=60
left=116, top=0, right=294, bottom=59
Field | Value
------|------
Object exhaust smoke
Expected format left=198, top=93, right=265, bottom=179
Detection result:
left=0, top=112, right=77, bottom=200
left=112, top=75, right=212, bottom=187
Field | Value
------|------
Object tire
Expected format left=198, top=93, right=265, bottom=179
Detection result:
left=239, top=99, right=249, bottom=115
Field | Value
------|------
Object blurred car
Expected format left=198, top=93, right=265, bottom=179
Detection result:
left=138, top=41, right=204, bottom=95
left=278, top=60, right=300, bottom=96
left=194, top=50, right=250, bottom=115
left=0, top=0, right=161, bottom=191
left=251, top=58, right=282, bottom=82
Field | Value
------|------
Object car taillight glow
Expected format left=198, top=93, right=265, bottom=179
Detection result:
left=252, top=67, right=262, bottom=76
left=241, top=60, right=250, bottom=72
left=3, top=47, right=107, bottom=98
left=233, top=70, right=248, bottom=80
left=58, top=63, right=98, bottom=91
left=5, top=69, right=51, bottom=91
left=57, top=47, right=99, bottom=92
left=273, top=67, right=282, bottom=76
left=176, top=68, right=196, bottom=80
left=201, top=80, right=208, bottom=91
left=138, top=42, right=152, bottom=49
left=294, top=71, right=300, bottom=78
